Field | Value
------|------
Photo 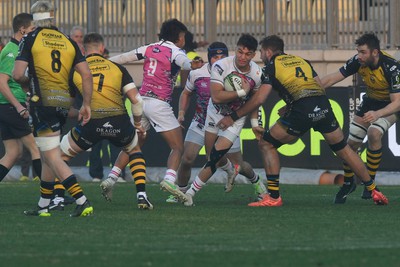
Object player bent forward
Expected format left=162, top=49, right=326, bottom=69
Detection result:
left=60, top=33, right=153, bottom=210
left=217, top=35, right=389, bottom=207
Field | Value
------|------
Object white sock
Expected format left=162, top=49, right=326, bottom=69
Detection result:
left=108, top=166, right=121, bottom=182
left=137, top=192, right=147, bottom=198
left=38, top=197, right=51, bottom=208
left=75, top=195, right=87, bottom=205
left=186, top=176, right=206, bottom=197
left=248, top=172, right=259, bottom=184
left=164, top=169, right=177, bottom=183
left=219, top=159, right=232, bottom=171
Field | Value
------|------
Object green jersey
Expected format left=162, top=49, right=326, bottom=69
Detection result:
left=0, top=38, right=27, bottom=104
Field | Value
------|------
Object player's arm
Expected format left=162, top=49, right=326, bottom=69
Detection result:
left=12, top=60, right=29, bottom=86
left=74, top=61, right=93, bottom=125
left=210, top=80, right=249, bottom=104
left=363, top=92, right=400, bottom=123
left=125, top=84, right=144, bottom=134
left=0, top=73, right=28, bottom=117
left=217, top=84, right=272, bottom=129
left=320, top=71, right=346, bottom=88
left=178, top=88, right=193, bottom=125
left=250, top=107, right=264, bottom=141
left=110, top=46, right=144, bottom=65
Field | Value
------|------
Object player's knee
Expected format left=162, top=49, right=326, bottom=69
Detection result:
left=205, top=146, right=229, bottom=174
left=59, top=134, right=78, bottom=157
left=348, top=121, right=367, bottom=143
left=329, top=138, right=347, bottom=152
left=35, top=136, right=60, bottom=152
left=123, top=133, right=138, bottom=153
left=368, top=119, right=388, bottom=143
left=181, top=152, right=196, bottom=166
left=262, top=131, right=283, bottom=149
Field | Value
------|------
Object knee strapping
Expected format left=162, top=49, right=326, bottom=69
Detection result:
left=370, top=117, right=393, bottom=135
left=35, top=136, right=60, bottom=152
left=204, top=147, right=230, bottom=174
left=263, top=131, right=283, bottom=148
left=329, top=138, right=347, bottom=152
left=348, top=121, right=367, bottom=142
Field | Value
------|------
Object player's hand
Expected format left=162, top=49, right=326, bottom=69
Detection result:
left=17, top=106, right=29, bottom=119
left=252, top=126, right=265, bottom=141
left=362, top=110, right=379, bottom=123
left=241, top=76, right=251, bottom=95
left=191, top=57, right=204, bottom=70
left=178, top=110, right=185, bottom=129
left=217, top=116, right=234, bottom=131
left=134, top=123, right=147, bottom=142
left=278, top=105, right=287, bottom=116
left=79, top=104, right=91, bottom=126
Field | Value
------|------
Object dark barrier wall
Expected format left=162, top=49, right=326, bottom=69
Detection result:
left=2, top=87, right=399, bottom=170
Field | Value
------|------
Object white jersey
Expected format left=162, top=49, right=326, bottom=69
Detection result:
left=110, top=40, right=191, bottom=103
left=210, top=56, right=262, bottom=115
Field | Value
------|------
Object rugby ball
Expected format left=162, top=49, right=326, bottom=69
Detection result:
left=223, top=72, right=244, bottom=92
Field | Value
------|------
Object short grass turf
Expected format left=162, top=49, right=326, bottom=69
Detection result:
left=0, top=182, right=399, bottom=267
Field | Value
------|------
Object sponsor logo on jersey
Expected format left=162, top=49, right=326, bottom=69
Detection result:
left=42, top=32, right=63, bottom=39
left=214, top=64, right=224, bottom=75
left=103, top=122, right=113, bottom=128
left=43, top=39, right=67, bottom=49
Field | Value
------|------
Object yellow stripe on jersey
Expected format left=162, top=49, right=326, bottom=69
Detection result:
left=72, top=54, right=127, bottom=119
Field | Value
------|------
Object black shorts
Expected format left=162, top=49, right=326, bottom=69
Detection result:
left=0, top=103, right=32, bottom=140
left=70, top=114, right=136, bottom=151
left=356, top=95, right=390, bottom=117
left=30, top=106, right=69, bottom=137
left=278, top=95, right=339, bottom=136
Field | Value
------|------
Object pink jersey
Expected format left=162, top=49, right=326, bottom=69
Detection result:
left=185, top=63, right=212, bottom=126
left=110, top=40, right=191, bottom=103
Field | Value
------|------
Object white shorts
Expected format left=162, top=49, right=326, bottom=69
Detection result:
left=185, top=121, right=241, bottom=153
left=141, top=97, right=180, bottom=132
left=204, top=103, right=246, bottom=144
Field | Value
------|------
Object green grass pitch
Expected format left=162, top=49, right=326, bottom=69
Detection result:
left=1, top=182, right=399, bottom=267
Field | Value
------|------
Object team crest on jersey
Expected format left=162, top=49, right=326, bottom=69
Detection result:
left=369, top=75, right=376, bottom=83
left=152, top=47, right=161, bottom=53
left=214, top=64, right=224, bottom=75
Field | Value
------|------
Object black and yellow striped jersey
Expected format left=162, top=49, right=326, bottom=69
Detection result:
left=340, top=51, right=400, bottom=101
left=16, top=27, right=85, bottom=108
left=70, top=53, right=134, bottom=119
left=262, top=53, right=325, bottom=105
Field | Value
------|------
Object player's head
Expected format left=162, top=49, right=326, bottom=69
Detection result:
left=31, top=1, right=54, bottom=28
left=259, top=35, right=284, bottom=63
left=207, top=42, right=228, bottom=66
left=84, top=32, right=105, bottom=55
left=159, top=19, right=188, bottom=48
left=12, top=13, right=34, bottom=35
left=70, top=26, right=84, bottom=44
left=355, top=33, right=380, bottom=67
left=356, top=33, right=380, bottom=51
left=234, top=34, right=257, bottom=70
